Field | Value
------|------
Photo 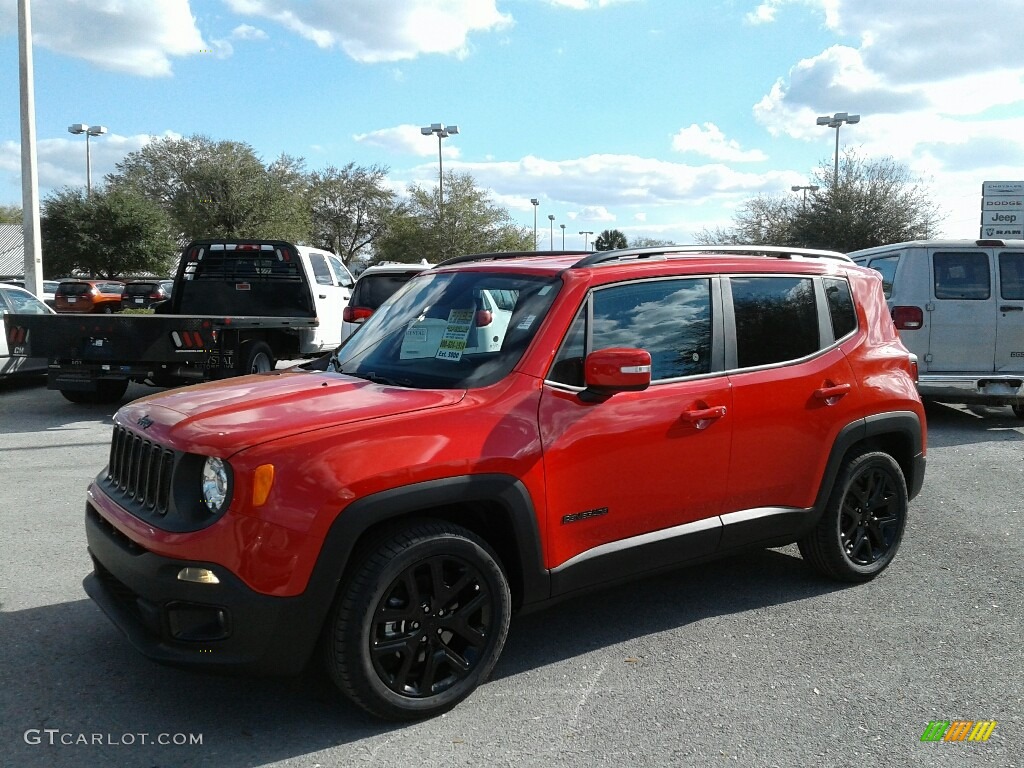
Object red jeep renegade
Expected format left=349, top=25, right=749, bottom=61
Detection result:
left=83, top=245, right=926, bottom=720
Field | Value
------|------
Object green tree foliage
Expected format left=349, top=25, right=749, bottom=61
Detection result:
left=594, top=228, right=628, bottom=251
left=41, top=187, right=177, bottom=278
left=307, top=163, right=397, bottom=266
left=629, top=236, right=676, bottom=248
left=108, top=135, right=310, bottom=243
left=375, top=171, right=531, bottom=263
left=0, top=204, right=21, bottom=224
left=697, top=150, right=942, bottom=252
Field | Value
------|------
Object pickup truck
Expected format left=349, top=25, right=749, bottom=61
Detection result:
left=3, top=239, right=353, bottom=403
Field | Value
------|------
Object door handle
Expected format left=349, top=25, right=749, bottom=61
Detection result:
left=999, top=305, right=1023, bottom=312
left=318, top=294, right=327, bottom=299
left=813, top=383, right=851, bottom=403
left=682, top=405, right=727, bottom=430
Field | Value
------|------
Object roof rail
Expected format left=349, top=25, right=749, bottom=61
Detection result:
left=436, top=250, right=589, bottom=268
left=572, top=244, right=852, bottom=269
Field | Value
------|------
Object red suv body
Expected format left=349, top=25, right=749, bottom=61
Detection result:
left=55, top=280, right=124, bottom=313
left=82, top=246, right=926, bottom=720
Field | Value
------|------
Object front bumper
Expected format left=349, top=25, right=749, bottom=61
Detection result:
left=83, top=503, right=325, bottom=675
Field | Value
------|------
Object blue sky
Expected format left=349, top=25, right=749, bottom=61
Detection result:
left=2, top=0, right=1024, bottom=250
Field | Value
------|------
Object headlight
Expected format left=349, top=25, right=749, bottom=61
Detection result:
left=201, top=457, right=231, bottom=514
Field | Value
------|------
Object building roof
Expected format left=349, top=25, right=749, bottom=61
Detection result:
left=0, top=224, right=25, bottom=279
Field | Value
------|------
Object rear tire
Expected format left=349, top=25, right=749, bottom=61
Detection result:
left=1012, top=404, right=1024, bottom=419
left=323, top=520, right=511, bottom=720
left=799, top=451, right=908, bottom=582
left=58, top=378, right=128, bottom=405
left=238, top=341, right=275, bottom=375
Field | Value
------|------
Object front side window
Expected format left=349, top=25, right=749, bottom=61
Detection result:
left=547, top=278, right=713, bottom=386
left=331, top=271, right=561, bottom=389
left=328, top=254, right=354, bottom=288
left=933, top=251, right=990, bottom=300
left=999, top=251, right=1024, bottom=300
left=731, top=276, right=818, bottom=368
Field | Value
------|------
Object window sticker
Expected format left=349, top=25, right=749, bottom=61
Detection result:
left=435, top=308, right=475, bottom=361
left=516, top=314, right=536, bottom=331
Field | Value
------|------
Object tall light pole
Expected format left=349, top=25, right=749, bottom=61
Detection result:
left=421, top=122, right=459, bottom=255
left=579, top=230, right=593, bottom=250
left=815, top=112, right=859, bottom=186
left=19, top=0, right=43, bottom=296
left=560, top=223, right=566, bottom=248
left=791, top=184, right=820, bottom=210
left=68, top=123, right=107, bottom=195
left=548, top=214, right=555, bottom=251
left=530, top=198, right=539, bottom=250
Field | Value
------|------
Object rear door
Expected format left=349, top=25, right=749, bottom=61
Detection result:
left=996, top=249, right=1024, bottom=371
left=927, top=249, right=997, bottom=372
left=303, top=250, right=348, bottom=350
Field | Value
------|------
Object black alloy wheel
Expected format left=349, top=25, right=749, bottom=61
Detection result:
left=324, top=521, right=511, bottom=720
left=799, top=451, right=908, bottom=582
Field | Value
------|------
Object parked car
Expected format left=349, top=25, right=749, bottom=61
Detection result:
left=54, top=280, right=125, bottom=314
left=342, top=261, right=432, bottom=340
left=849, top=238, right=1024, bottom=417
left=0, top=282, right=54, bottom=376
left=121, top=279, right=173, bottom=310
left=81, top=245, right=925, bottom=720
left=41, top=280, right=62, bottom=308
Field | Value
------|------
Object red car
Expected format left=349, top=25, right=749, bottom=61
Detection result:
left=55, top=280, right=124, bottom=313
left=82, top=245, right=926, bottom=720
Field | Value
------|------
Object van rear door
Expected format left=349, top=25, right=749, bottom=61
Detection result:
left=927, top=248, right=997, bottom=372
left=995, top=249, right=1024, bottom=372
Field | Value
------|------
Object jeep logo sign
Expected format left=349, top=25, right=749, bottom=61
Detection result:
left=981, top=211, right=1020, bottom=225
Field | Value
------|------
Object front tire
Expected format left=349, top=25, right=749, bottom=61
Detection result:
left=323, top=521, right=511, bottom=720
left=799, top=451, right=908, bottom=582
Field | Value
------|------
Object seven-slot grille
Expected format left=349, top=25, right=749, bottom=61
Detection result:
left=106, top=424, right=174, bottom=515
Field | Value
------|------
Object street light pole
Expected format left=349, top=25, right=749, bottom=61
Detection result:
left=421, top=122, right=459, bottom=255
left=68, top=123, right=107, bottom=195
left=579, top=230, right=593, bottom=250
left=790, top=184, right=820, bottom=211
left=560, top=223, right=566, bottom=248
left=815, top=112, right=859, bottom=186
left=547, top=214, right=555, bottom=251
left=530, top=198, right=539, bottom=250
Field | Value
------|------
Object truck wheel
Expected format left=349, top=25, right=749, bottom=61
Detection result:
left=323, top=520, right=511, bottom=720
left=57, top=379, right=128, bottom=405
left=238, top=341, right=275, bottom=374
left=799, top=451, right=908, bottom=583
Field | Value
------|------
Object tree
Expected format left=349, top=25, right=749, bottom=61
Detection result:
left=697, top=150, right=942, bottom=252
left=594, top=229, right=628, bottom=251
left=375, top=171, right=531, bottom=263
left=0, top=204, right=21, bottom=224
left=41, top=187, right=178, bottom=278
left=108, top=136, right=310, bottom=243
left=629, top=236, right=676, bottom=248
left=307, top=163, right=397, bottom=266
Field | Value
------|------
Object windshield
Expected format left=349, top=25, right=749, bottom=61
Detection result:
left=328, top=270, right=562, bottom=389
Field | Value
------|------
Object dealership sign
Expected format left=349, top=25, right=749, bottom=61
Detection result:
left=982, top=181, right=1024, bottom=196
left=980, top=182, right=1024, bottom=238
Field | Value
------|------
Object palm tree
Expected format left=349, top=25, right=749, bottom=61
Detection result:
left=594, top=228, right=628, bottom=250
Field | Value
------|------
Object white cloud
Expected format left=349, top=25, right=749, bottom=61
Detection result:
left=224, top=0, right=512, bottom=62
left=15, top=0, right=207, bottom=77
left=231, top=24, right=268, bottom=41
left=671, top=123, right=768, bottom=162
left=547, top=0, right=640, bottom=8
left=354, top=125, right=463, bottom=159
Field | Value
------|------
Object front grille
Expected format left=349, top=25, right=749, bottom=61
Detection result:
left=107, top=425, right=174, bottom=515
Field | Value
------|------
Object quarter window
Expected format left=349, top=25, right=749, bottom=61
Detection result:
left=731, top=277, right=818, bottom=368
left=824, top=277, right=857, bottom=340
left=933, top=252, right=990, bottom=300
left=867, top=255, right=900, bottom=298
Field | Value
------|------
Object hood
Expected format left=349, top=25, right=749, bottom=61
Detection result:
left=118, top=370, right=465, bottom=456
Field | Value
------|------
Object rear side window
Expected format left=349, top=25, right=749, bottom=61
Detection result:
left=308, top=253, right=334, bottom=286
left=999, top=251, right=1024, bottom=300
left=731, top=277, right=818, bottom=368
left=352, top=273, right=418, bottom=311
left=824, top=277, right=857, bottom=340
left=933, top=252, right=990, bottom=300
left=867, top=255, right=900, bottom=298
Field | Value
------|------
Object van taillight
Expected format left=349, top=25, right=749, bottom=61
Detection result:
left=475, top=310, right=493, bottom=327
left=892, top=306, right=924, bottom=330
left=344, top=306, right=373, bottom=324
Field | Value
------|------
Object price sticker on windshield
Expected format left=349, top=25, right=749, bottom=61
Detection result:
left=435, top=309, right=473, bottom=362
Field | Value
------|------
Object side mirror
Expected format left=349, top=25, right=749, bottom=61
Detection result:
left=583, top=347, right=651, bottom=399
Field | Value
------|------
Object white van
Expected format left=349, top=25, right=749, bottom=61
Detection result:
left=849, top=239, right=1024, bottom=417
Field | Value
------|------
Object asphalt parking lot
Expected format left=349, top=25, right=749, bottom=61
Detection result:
left=0, top=375, right=1020, bottom=768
